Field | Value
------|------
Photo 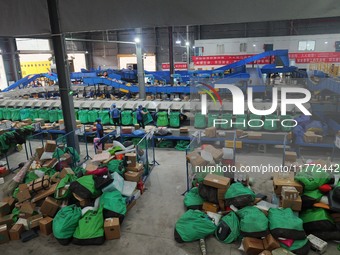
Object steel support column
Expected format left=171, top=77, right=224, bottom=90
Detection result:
left=186, top=25, right=190, bottom=70
left=47, top=0, right=79, bottom=152
left=8, top=38, right=21, bottom=81
left=168, top=26, right=174, bottom=85
left=135, top=28, right=145, bottom=99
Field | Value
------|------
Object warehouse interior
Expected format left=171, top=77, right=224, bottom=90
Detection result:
left=1, top=0, right=340, bottom=254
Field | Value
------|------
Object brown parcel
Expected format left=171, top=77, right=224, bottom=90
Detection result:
left=2, top=197, right=15, bottom=211
left=17, top=184, right=31, bottom=203
left=44, top=140, right=57, bottom=153
left=186, top=152, right=207, bottom=168
left=28, top=214, right=43, bottom=229
left=243, top=237, right=265, bottom=255
left=263, top=234, right=280, bottom=251
left=126, top=163, right=143, bottom=172
left=273, top=178, right=303, bottom=196
left=104, top=218, right=121, bottom=240
left=247, top=132, right=263, bottom=140
left=203, top=174, right=230, bottom=189
left=125, top=153, right=137, bottom=167
left=0, top=214, right=14, bottom=229
left=40, top=197, right=59, bottom=217
left=42, top=158, right=58, bottom=168
left=60, top=168, right=75, bottom=179
left=9, top=224, right=24, bottom=240
left=204, top=145, right=223, bottom=162
left=259, top=251, right=272, bottom=255
left=39, top=217, right=53, bottom=235
left=35, top=147, right=44, bottom=159
left=31, top=184, right=58, bottom=203
left=205, top=127, right=216, bottom=138
left=0, top=202, right=10, bottom=216
left=202, top=202, right=219, bottom=213
left=281, top=196, right=302, bottom=211
left=0, top=224, right=9, bottom=244
left=285, top=151, right=297, bottom=162
left=20, top=201, right=36, bottom=215
left=281, top=186, right=299, bottom=200
left=124, top=171, right=143, bottom=182
left=28, top=175, right=50, bottom=192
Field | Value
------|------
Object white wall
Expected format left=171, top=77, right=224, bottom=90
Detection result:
left=118, top=55, right=156, bottom=71
left=16, top=38, right=50, bottom=51
left=0, top=55, right=8, bottom=90
left=68, top=53, right=87, bottom=72
left=19, top=54, right=52, bottom=62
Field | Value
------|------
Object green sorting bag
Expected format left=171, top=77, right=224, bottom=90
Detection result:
left=175, top=140, right=190, bottom=151
left=53, top=205, right=82, bottom=245
left=194, top=113, right=206, bottom=129
left=78, top=110, right=89, bottom=124
left=10, top=108, right=21, bottom=121
left=301, top=189, right=324, bottom=210
left=49, top=109, right=59, bottom=123
left=264, top=114, right=278, bottom=131
left=29, top=108, right=39, bottom=120
left=121, top=110, right=133, bottom=125
left=73, top=206, right=105, bottom=246
left=174, top=209, right=216, bottom=243
left=105, top=160, right=125, bottom=176
left=280, top=239, right=310, bottom=255
left=100, top=190, right=127, bottom=223
left=69, top=175, right=101, bottom=199
left=280, top=115, right=293, bottom=132
left=234, top=114, right=247, bottom=130
left=0, top=108, right=4, bottom=120
left=20, top=109, right=30, bottom=120
left=184, top=187, right=205, bottom=210
left=294, top=166, right=331, bottom=191
left=220, top=113, right=232, bottom=130
left=248, top=114, right=263, bottom=131
left=98, top=110, right=110, bottom=125
left=57, top=109, right=63, bottom=120
left=236, top=206, right=269, bottom=238
left=215, top=211, right=240, bottom=244
left=268, top=208, right=306, bottom=240
left=157, top=111, right=169, bottom=127
left=87, top=110, right=99, bottom=123
left=299, top=208, right=335, bottom=233
left=38, top=109, right=49, bottom=121
left=169, top=111, right=180, bottom=128
left=208, top=113, right=220, bottom=128
left=224, top=183, right=255, bottom=208
left=3, top=108, right=11, bottom=120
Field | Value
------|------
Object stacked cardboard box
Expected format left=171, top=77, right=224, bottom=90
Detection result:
left=243, top=234, right=280, bottom=255
left=203, top=174, right=230, bottom=211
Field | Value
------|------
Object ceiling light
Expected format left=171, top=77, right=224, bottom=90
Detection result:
left=253, top=44, right=256, bottom=47
left=176, top=40, right=181, bottom=44
left=185, top=41, right=190, bottom=46
left=134, top=37, right=140, bottom=43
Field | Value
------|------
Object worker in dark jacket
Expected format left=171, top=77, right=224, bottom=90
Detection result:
left=110, top=104, right=121, bottom=127
left=96, top=118, right=104, bottom=139
left=137, top=105, right=147, bottom=129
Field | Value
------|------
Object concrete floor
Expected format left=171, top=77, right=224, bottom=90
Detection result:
left=1, top=142, right=340, bottom=254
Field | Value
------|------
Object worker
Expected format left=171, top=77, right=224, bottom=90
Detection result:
left=95, top=118, right=104, bottom=151
left=110, top=104, right=121, bottom=127
left=137, top=105, right=147, bottom=129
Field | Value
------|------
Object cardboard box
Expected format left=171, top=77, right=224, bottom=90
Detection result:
left=236, top=129, right=244, bottom=138
left=0, top=202, right=10, bottom=216
left=263, top=234, right=280, bottom=251
left=218, top=188, right=227, bottom=209
left=205, top=127, right=217, bottom=138
left=247, top=132, right=262, bottom=140
left=39, top=217, right=53, bottom=235
left=40, top=197, right=59, bottom=217
left=9, top=224, right=24, bottom=240
left=60, top=153, right=72, bottom=164
left=28, top=214, right=43, bottom=229
left=285, top=151, right=297, bottom=162
left=126, top=153, right=137, bottom=167
left=121, top=127, right=134, bottom=134
left=104, top=218, right=121, bottom=240
left=204, top=145, right=223, bottom=162
left=28, top=175, right=50, bottom=192
left=73, top=193, right=91, bottom=207
left=281, top=186, right=299, bottom=200
left=23, top=118, right=32, bottom=125
left=124, top=171, right=143, bottom=182
left=259, top=251, right=272, bottom=255
left=31, top=184, right=58, bottom=203
left=44, top=140, right=57, bottom=153
left=225, top=140, right=242, bottom=149
left=126, top=163, right=143, bottom=172
left=180, top=127, right=189, bottom=133
left=202, top=202, right=219, bottom=213
left=273, top=178, right=303, bottom=196
left=0, top=224, right=9, bottom=244
left=92, top=152, right=111, bottom=163
left=0, top=214, right=14, bottom=229
left=17, top=184, right=31, bottom=203
left=281, top=196, right=302, bottom=211
left=134, top=124, right=140, bottom=130
left=35, top=147, right=44, bottom=159
left=60, top=168, right=75, bottom=179
left=271, top=248, right=295, bottom=255
left=42, top=158, right=58, bottom=168
left=2, top=197, right=15, bottom=212
left=203, top=174, right=230, bottom=189
left=243, top=237, right=265, bottom=255
left=20, top=201, right=36, bottom=215
left=186, top=152, right=207, bottom=168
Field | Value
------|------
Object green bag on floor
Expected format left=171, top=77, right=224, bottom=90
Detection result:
left=73, top=206, right=105, bottom=246
left=69, top=175, right=101, bottom=199
left=88, top=110, right=99, bottom=123
left=20, top=109, right=30, bottom=120
left=49, top=109, right=59, bottom=123
left=121, top=110, right=133, bottom=125
left=220, top=113, right=232, bottom=130
left=98, top=110, right=110, bottom=125
left=55, top=174, right=77, bottom=199
left=11, top=108, right=21, bottom=121
left=215, top=211, right=240, bottom=244
left=234, top=114, right=248, bottom=130
left=194, top=113, right=206, bottom=129
left=264, top=114, right=278, bottom=131
left=3, top=108, right=11, bottom=120
left=236, top=206, right=269, bottom=238
left=294, top=166, right=331, bottom=191
left=53, top=205, right=82, bottom=245
left=184, top=187, right=205, bottom=210
left=169, top=111, right=180, bottom=128
left=157, top=140, right=175, bottom=148
left=0, top=108, right=3, bottom=120
left=38, top=109, right=49, bottom=121
left=100, top=190, right=127, bottom=223
left=78, top=110, right=89, bottom=124
left=174, top=209, right=216, bottom=243
left=268, top=208, right=306, bottom=240
left=106, top=160, right=125, bottom=176
left=208, top=113, right=220, bottom=128
left=280, top=115, right=293, bottom=132
left=157, top=111, right=169, bottom=127
left=248, top=114, right=263, bottom=131
left=280, top=239, right=310, bottom=255
left=299, top=208, right=335, bottom=233
left=175, top=140, right=190, bottom=151
left=224, top=183, right=255, bottom=208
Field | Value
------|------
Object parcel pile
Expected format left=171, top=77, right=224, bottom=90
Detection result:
left=176, top=150, right=340, bottom=254
left=0, top=140, right=145, bottom=245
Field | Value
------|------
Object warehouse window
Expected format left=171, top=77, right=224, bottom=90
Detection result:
left=298, top=40, right=315, bottom=51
